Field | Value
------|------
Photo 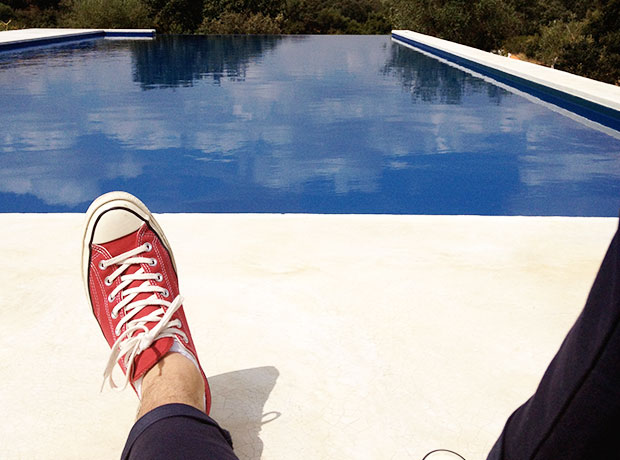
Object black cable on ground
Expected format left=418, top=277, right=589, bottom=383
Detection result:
left=421, top=449, right=467, bottom=460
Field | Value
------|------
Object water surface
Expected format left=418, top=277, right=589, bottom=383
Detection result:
left=1, top=35, right=619, bottom=215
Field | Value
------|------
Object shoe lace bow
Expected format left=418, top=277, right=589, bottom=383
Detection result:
left=99, top=242, right=188, bottom=391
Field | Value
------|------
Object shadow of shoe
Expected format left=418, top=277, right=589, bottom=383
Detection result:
left=208, top=366, right=280, bottom=460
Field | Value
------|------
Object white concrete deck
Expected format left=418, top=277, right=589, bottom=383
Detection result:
left=0, top=28, right=155, bottom=50
left=0, top=214, right=616, bottom=459
left=392, top=30, right=620, bottom=114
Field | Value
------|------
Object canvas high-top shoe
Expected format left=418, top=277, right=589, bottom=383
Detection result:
left=81, top=191, right=211, bottom=413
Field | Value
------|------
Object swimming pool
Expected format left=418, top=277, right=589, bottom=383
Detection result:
left=1, top=35, right=619, bottom=215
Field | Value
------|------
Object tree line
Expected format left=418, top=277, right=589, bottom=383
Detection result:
left=0, top=0, right=618, bottom=85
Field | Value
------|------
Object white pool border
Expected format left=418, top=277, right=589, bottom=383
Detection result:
left=391, top=30, right=620, bottom=119
left=0, top=28, right=155, bottom=51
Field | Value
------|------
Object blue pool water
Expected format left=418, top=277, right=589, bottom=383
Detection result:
left=1, top=35, right=619, bottom=216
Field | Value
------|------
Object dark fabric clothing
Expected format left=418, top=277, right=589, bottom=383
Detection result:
left=121, top=403, right=239, bottom=460
left=488, top=219, right=620, bottom=460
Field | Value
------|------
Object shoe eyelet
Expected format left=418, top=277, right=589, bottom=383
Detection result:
left=104, top=277, right=112, bottom=286
left=149, top=258, right=157, bottom=267
left=144, top=242, right=152, bottom=252
left=107, top=294, right=115, bottom=302
left=156, top=273, right=163, bottom=282
left=163, top=289, right=170, bottom=298
left=99, top=261, right=106, bottom=270
left=111, top=312, right=118, bottom=320
left=183, top=337, right=189, bottom=344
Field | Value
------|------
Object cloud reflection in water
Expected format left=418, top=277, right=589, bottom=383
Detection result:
left=0, top=35, right=619, bottom=215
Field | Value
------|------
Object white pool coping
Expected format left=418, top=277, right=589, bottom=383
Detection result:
left=392, top=30, right=620, bottom=115
left=0, top=28, right=155, bottom=51
left=0, top=213, right=616, bottom=459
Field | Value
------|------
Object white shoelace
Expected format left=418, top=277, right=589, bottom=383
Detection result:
left=99, top=242, right=188, bottom=391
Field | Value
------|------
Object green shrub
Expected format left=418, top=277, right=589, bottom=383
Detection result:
left=389, top=0, right=519, bottom=51
left=315, top=7, right=349, bottom=33
left=531, top=20, right=584, bottom=66
left=198, top=11, right=283, bottom=34
left=281, top=0, right=388, bottom=34
left=146, top=0, right=203, bottom=34
left=203, top=0, right=283, bottom=20
left=471, top=0, right=520, bottom=50
left=3, top=0, right=27, bottom=9
left=0, top=3, right=14, bottom=22
left=61, top=0, right=152, bottom=29
left=555, top=37, right=599, bottom=77
left=13, top=4, right=60, bottom=27
left=502, top=34, right=540, bottom=56
left=363, top=11, right=390, bottom=34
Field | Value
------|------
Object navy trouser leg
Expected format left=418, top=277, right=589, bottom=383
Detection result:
left=488, top=220, right=620, bottom=460
left=122, top=403, right=239, bottom=460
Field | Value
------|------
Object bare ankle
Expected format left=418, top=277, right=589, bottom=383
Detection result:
left=137, top=352, right=205, bottom=419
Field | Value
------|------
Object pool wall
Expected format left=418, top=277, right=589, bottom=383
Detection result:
left=392, top=30, right=620, bottom=131
left=0, top=28, right=155, bottom=52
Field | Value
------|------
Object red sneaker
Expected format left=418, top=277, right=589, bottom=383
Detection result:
left=81, top=191, right=211, bottom=414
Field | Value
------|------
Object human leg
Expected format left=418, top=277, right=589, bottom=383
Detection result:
left=488, top=218, right=620, bottom=459
left=82, top=191, right=238, bottom=460
left=137, top=351, right=205, bottom=419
